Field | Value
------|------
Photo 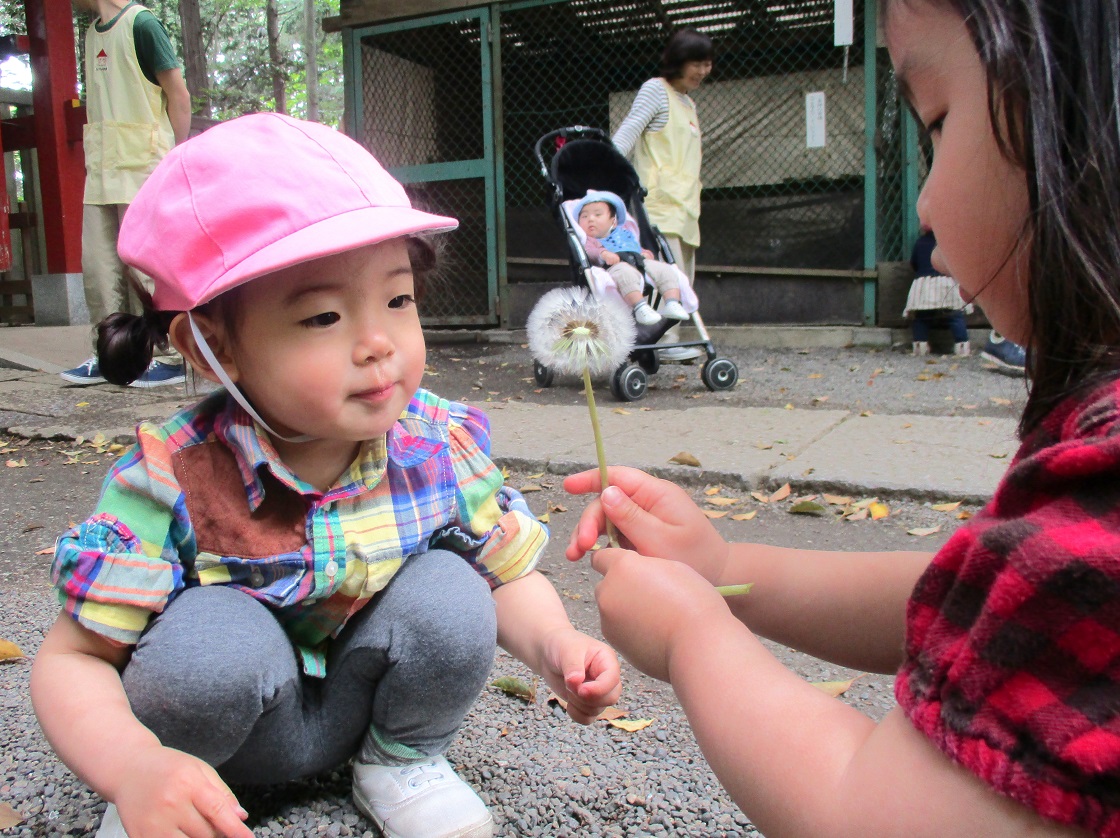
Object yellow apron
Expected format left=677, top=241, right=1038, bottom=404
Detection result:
left=83, top=3, right=174, bottom=205
left=633, top=78, right=702, bottom=248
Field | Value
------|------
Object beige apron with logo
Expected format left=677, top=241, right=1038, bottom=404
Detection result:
left=83, top=3, right=174, bottom=205
left=632, top=78, right=702, bottom=248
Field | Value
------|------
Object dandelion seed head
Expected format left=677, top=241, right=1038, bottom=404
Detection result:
left=526, top=286, right=636, bottom=377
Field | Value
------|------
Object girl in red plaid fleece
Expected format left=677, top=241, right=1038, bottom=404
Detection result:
left=567, top=2, right=1120, bottom=836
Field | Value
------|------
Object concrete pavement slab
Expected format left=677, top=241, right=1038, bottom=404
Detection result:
left=0, top=324, right=92, bottom=372
left=770, top=412, right=1018, bottom=503
left=485, top=401, right=851, bottom=489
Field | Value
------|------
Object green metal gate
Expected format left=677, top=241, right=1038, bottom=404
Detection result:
left=345, top=9, right=501, bottom=325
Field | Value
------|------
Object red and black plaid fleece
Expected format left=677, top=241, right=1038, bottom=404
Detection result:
left=896, top=375, right=1120, bottom=836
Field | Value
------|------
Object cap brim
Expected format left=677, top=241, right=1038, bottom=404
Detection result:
left=159, top=204, right=458, bottom=310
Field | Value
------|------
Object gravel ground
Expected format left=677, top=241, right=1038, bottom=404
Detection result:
left=1, top=341, right=1013, bottom=836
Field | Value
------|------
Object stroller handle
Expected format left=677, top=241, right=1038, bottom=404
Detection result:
left=533, top=125, right=613, bottom=180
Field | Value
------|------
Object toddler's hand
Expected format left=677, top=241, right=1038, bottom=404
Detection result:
left=602, top=251, right=622, bottom=266
left=641, top=248, right=655, bottom=259
left=539, top=628, right=622, bottom=725
left=564, top=466, right=729, bottom=584
left=590, top=547, right=733, bottom=682
left=113, top=744, right=253, bottom=837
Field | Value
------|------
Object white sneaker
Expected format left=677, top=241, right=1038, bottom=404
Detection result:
left=912, top=341, right=930, bottom=356
left=954, top=341, right=971, bottom=356
left=352, top=756, right=495, bottom=838
left=96, top=803, right=127, bottom=838
left=632, top=300, right=662, bottom=326
left=661, top=299, right=689, bottom=320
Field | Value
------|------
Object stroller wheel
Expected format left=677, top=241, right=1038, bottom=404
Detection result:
left=533, top=361, right=555, bottom=388
left=701, top=357, right=739, bottom=391
left=610, top=363, right=648, bottom=402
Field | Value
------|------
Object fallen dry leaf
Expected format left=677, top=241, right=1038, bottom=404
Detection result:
left=768, top=484, right=791, bottom=503
left=706, top=497, right=739, bottom=506
left=704, top=486, right=722, bottom=496
left=703, top=510, right=729, bottom=519
left=823, top=494, right=852, bottom=505
left=755, top=441, right=774, bottom=450
left=550, top=503, right=567, bottom=513
left=519, top=483, right=542, bottom=492
left=537, top=513, right=550, bottom=524
left=527, top=472, right=545, bottom=479
left=613, top=408, right=631, bottom=415
left=957, top=510, right=974, bottom=520
left=808, top=373, right=823, bottom=379
left=5, top=459, right=27, bottom=468
left=609, top=718, right=655, bottom=732
left=669, top=452, right=702, bottom=467
left=731, top=511, right=758, bottom=521
left=0, top=638, right=24, bottom=662
left=750, top=491, right=769, bottom=503
left=907, top=526, right=942, bottom=537
left=931, top=502, right=961, bottom=512
left=990, top=397, right=1012, bottom=406
left=812, top=675, right=863, bottom=697
left=869, top=502, right=890, bottom=520
left=845, top=508, right=870, bottom=521
left=0, top=802, right=23, bottom=830
left=789, top=500, right=828, bottom=516
left=491, top=676, right=536, bottom=703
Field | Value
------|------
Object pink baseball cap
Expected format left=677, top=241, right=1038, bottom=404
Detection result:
left=118, top=112, right=458, bottom=311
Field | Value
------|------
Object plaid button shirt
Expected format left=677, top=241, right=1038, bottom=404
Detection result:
left=897, top=375, right=1120, bottom=835
left=51, top=388, right=547, bottom=677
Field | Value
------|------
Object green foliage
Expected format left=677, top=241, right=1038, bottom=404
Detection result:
left=0, top=0, right=343, bottom=127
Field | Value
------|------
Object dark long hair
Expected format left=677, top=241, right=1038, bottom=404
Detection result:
left=882, top=0, right=1120, bottom=437
left=97, top=237, right=439, bottom=387
left=660, top=28, right=713, bottom=81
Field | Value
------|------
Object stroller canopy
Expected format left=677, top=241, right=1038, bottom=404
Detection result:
left=551, top=139, right=642, bottom=206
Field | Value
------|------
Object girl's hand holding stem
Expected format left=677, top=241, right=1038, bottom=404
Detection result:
left=564, top=466, right=733, bottom=586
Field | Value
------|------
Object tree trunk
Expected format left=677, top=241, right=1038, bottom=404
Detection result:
left=177, top=0, right=210, bottom=116
left=266, top=0, right=287, bottom=115
left=304, top=0, right=319, bottom=122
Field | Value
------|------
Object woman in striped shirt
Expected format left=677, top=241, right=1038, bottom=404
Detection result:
left=612, top=28, right=713, bottom=282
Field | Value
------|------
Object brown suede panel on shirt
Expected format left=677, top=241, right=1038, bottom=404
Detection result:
left=172, top=440, right=308, bottom=559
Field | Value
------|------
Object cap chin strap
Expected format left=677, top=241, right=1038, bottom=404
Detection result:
left=187, top=312, right=315, bottom=443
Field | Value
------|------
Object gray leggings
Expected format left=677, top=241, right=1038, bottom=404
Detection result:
left=121, top=549, right=497, bottom=785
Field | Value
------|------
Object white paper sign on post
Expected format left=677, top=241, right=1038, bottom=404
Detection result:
left=806, top=91, right=827, bottom=148
left=834, top=0, right=854, bottom=46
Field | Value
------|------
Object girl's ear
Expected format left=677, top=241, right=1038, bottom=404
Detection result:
left=168, top=312, right=240, bottom=385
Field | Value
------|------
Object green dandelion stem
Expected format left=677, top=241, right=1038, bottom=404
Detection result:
left=582, top=366, right=619, bottom=548
left=716, top=583, right=754, bottom=597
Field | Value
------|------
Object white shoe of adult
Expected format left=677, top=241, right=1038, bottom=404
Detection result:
left=352, top=756, right=495, bottom=838
left=96, top=803, right=127, bottom=838
left=631, top=300, right=662, bottom=326
left=661, top=299, right=689, bottom=320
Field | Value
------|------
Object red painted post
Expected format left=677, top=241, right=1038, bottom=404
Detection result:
left=25, top=0, right=84, bottom=274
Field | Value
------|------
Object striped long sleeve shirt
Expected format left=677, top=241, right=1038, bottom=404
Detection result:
left=51, top=388, right=548, bottom=677
left=612, top=78, right=672, bottom=157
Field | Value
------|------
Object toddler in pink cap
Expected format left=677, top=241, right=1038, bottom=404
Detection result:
left=30, top=113, right=620, bottom=838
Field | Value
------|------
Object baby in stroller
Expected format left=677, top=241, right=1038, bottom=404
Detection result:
left=531, top=125, right=738, bottom=401
left=574, top=189, right=690, bottom=326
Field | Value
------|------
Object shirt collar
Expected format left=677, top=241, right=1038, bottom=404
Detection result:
left=213, top=394, right=446, bottom=511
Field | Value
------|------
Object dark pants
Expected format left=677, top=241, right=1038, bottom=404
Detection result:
left=121, top=549, right=497, bottom=784
left=911, top=309, right=969, bottom=343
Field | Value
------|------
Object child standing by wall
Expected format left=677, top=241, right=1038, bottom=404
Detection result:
left=31, top=113, right=621, bottom=838
left=566, top=1, right=1120, bottom=835
left=904, top=227, right=972, bottom=356
left=574, top=190, right=690, bottom=326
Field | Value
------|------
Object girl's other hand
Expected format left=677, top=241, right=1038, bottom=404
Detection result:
left=538, top=628, right=622, bottom=725
left=590, top=547, right=733, bottom=682
left=602, top=251, right=622, bottom=266
left=114, top=744, right=253, bottom=837
left=563, top=466, right=730, bottom=583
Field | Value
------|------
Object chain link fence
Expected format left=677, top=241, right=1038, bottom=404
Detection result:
left=350, top=0, right=909, bottom=325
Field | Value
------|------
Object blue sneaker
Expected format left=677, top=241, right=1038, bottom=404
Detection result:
left=59, top=357, right=106, bottom=385
left=129, top=360, right=186, bottom=389
left=980, top=333, right=1026, bottom=375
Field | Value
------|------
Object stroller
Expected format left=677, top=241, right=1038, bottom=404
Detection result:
left=531, top=125, right=738, bottom=401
